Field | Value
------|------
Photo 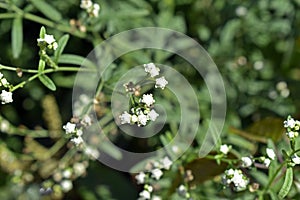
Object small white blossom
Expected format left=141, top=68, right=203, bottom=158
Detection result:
left=139, top=190, right=151, bottom=200
left=119, top=111, right=131, bottom=124
left=160, top=156, right=172, bottom=170
left=220, top=144, right=231, bottom=155
left=0, top=90, right=13, bottom=104
left=151, top=168, right=163, bottom=180
left=148, top=109, right=159, bottom=121
left=155, top=76, right=168, bottom=89
left=71, top=136, right=84, bottom=146
left=131, top=114, right=138, bottom=123
left=37, top=34, right=58, bottom=50
left=241, top=157, right=253, bottom=168
left=287, top=131, right=298, bottom=139
left=266, top=148, right=276, bottom=160
left=63, top=122, right=76, bottom=134
left=264, top=158, right=271, bottom=167
left=84, top=146, right=99, bottom=159
left=291, top=154, right=300, bottom=165
left=138, top=113, right=148, bottom=126
left=91, top=3, right=100, bottom=17
left=135, top=172, right=146, bottom=184
left=141, top=94, right=155, bottom=107
left=235, top=6, right=247, bottom=17
left=73, top=163, right=86, bottom=176
left=284, top=117, right=296, bottom=129
left=61, top=180, right=73, bottom=192
left=177, top=184, right=188, bottom=197
left=144, top=63, right=160, bottom=77
left=151, top=195, right=162, bottom=200
left=80, top=0, right=93, bottom=9
left=62, top=169, right=72, bottom=179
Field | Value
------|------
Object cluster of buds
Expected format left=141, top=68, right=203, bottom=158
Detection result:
left=119, top=63, right=168, bottom=127
left=80, top=0, right=100, bottom=18
left=0, top=72, right=12, bottom=104
left=284, top=115, right=300, bottom=140
left=135, top=157, right=172, bottom=200
left=37, top=32, right=58, bottom=51
left=222, top=168, right=249, bottom=192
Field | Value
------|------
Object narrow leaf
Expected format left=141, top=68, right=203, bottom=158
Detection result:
left=278, top=167, right=293, bottom=199
left=39, top=26, right=46, bottom=38
left=38, top=74, right=56, bottom=91
left=38, top=59, right=45, bottom=72
left=30, top=0, right=62, bottom=22
left=12, top=17, right=23, bottom=58
left=54, top=34, right=69, bottom=63
left=58, top=54, right=96, bottom=69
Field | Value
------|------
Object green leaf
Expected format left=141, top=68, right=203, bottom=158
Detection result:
left=30, top=0, right=62, bottom=22
left=39, top=26, right=46, bottom=39
left=38, top=74, right=56, bottom=91
left=269, top=190, right=280, bottom=200
left=54, top=34, right=69, bottom=63
left=278, top=167, right=293, bottom=199
left=38, top=59, right=45, bottom=72
left=58, top=54, right=96, bottom=69
left=11, top=17, right=23, bottom=58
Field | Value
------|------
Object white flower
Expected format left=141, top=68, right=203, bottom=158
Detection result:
left=138, top=113, right=148, bottom=126
left=155, top=76, right=168, bottom=89
left=148, top=109, right=159, bottom=121
left=62, top=169, right=72, bottom=178
left=63, top=122, right=76, bottom=134
left=241, top=157, right=253, bottom=168
left=61, top=180, right=73, bottom=192
left=266, top=148, right=276, bottom=160
left=71, top=136, right=84, bottom=146
left=37, top=34, right=58, bottom=50
left=291, top=154, right=300, bottom=165
left=0, top=90, right=13, bottom=104
left=144, top=63, right=160, bottom=77
left=284, top=117, right=296, bottom=129
left=223, top=169, right=249, bottom=192
left=80, top=0, right=93, bottom=9
left=160, top=156, right=172, bottom=170
left=131, top=114, right=138, bottom=123
left=1, top=78, right=9, bottom=87
left=151, top=168, right=163, bottom=180
left=264, top=158, right=271, bottom=167
left=220, top=144, right=231, bottom=155
left=177, top=184, right=187, bottom=196
left=44, top=34, right=56, bottom=44
left=0, top=72, right=3, bottom=79
left=287, top=131, right=298, bottom=139
left=135, top=172, right=146, bottom=184
left=139, top=190, right=151, bottom=199
left=119, top=111, right=131, bottom=124
left=141, top=94, right=155, bottom=107
left=91, top=3, right=100, bottom=17
left=73, top=163, right=86, bottom=176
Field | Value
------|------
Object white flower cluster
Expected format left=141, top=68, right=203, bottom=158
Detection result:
left=284, top=115, right=300, bottom=139
left=37, top=34, right=58, bottom=50
left=144, top=63, right=168, bottom=89
left=0, top=72, right=12, bottom=104
left=259, top=148, right=276, bottom=167
left=63, top=122, right=84, bottom=146
left=80, top=0, right=100, bottom=17
left=119, top=94, right=159, bottom=126
left=222, top=168, right=249, bottom=191
left=135, top=157, right=172, bottom=200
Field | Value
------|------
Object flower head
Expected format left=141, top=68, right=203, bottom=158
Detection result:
left=241, top=156, right=253, bottom=168
left=141, top=94, right=155, bottom=107
left=71, top=136, right=84, bottom=146
left=148, top=109, right=159, bottom=121
left=135, top=172, right=146, bottom=184
left=161, top=156, right=172, bottom=170
left=63, top=122, right=76, bottom=134
left=0, top=90, right=13, bottom=104
left=222, top=168, right=249, bottom=191
left=151, top=168, right=163, bottom=180
left=119, top=111, right=131, bottom=124
left=155, top=76, right=168, bottom=89
left=266, top=148, right=276, bottom=160
left=220, top=144, right=231, bottom=155
left=144, top=63, right=160, bottom=77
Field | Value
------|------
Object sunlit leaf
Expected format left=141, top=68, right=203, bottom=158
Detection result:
left=30, top=0, right=62, bottom=22
left=278, top=167, right=293, bottom=199
left=38, top=74, right=56, bottom=91
left=11, top=16, right=23, bottom=58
